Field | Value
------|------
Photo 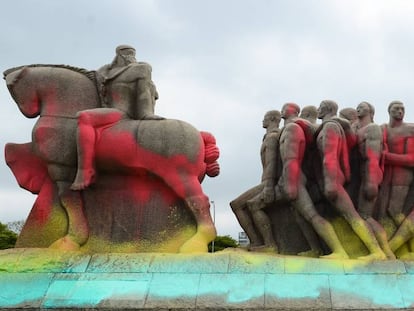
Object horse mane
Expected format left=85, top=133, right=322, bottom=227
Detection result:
left=3, top=64, right=96, bottom=83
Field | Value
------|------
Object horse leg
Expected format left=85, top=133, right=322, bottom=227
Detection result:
left=178, top=191, right=217, bottom=253
left=49, top=181, right=89, bottom=250
left=166, top=175, right=216, bottom=253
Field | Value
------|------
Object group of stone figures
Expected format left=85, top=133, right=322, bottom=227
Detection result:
left=4, top=45, right=220, bottom=253
left=231, top=101, right=414, bottom=260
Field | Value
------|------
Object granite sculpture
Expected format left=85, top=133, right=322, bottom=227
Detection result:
left=4, top=45, right=220, bottom=253
left=231, top=100, right=414, bottom=260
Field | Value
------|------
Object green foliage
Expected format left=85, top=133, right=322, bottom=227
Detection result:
left=0, top=222, right=17, bottom=249
left=208, top=235, right=238, bottom=252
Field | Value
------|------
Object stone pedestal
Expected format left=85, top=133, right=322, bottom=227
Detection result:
left=1, top=248, right=413, bottom=310
left=15, top=174, right=196, bottom=252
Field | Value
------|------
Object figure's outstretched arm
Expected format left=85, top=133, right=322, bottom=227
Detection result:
left=384, top=137, right=414, bottom=167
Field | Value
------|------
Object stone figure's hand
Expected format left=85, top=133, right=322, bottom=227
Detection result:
left=263, top=186, right=275, bottom=203
left=364, top=182, right=378, bottom=200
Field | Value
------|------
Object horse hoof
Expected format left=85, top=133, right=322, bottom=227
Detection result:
left=179, top=239, right=208, bottom=253
left=49, top=236, right=80, bottom=251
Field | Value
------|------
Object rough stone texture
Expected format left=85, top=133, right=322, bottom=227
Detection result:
left=1, top=248, right=414, bottom=310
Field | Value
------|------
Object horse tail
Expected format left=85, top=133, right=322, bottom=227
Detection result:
left=200, top=131, right=220, bottom=177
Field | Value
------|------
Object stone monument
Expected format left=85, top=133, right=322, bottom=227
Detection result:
left=3, top=48, right=414, bottom=310
left=231, top=100, right=414, bottom=260
left=4, top=45, right=220, bottom=253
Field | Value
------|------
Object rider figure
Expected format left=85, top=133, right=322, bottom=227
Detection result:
left=71, top=45, right=163, bottom=190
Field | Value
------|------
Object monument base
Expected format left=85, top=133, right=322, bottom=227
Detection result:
left=0, top=248, right=413, bottom=310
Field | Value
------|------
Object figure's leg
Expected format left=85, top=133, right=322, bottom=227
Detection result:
left=179, top=192, right=217, bottom=253
left=333, top=187, right=386, bottom=260
left=389, top=210, right=414, bottom=253
left=293, top=187, right=348, bottom=259
left=247, top=195, right=278, bottom=252
left=71, top=108, right=123, bottom=190
left=358, top=186, right=396, bottom=259
left=49, top=181, right=89, bottom=250
left=366, top=217, right=396, bottom=259
left=293, top=208, right=323, bottom=257
left=387, top=185, right=409, bottom=226
left=409, top=237, right=414, bottom=252
left=230, top=184, right=264, bottom=247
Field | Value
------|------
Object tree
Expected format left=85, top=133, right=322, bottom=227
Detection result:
left=208, top=235, right=238, bottom=252
left=7, top=220, right=25, bottom=234
left=0, top=222, right=17, bottom=249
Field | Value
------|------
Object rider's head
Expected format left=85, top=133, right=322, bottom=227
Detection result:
left=111, top=45, right=137, bottom=67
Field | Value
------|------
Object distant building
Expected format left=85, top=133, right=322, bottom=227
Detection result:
left=238, top=231, right=250, bottom=247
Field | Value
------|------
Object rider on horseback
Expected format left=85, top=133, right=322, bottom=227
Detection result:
left=71, top=44, right=164, bottom=190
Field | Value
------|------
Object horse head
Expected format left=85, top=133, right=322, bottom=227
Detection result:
left=4, top=65, right=100, bottom=119
left=4, top=66, right=40, bottom=118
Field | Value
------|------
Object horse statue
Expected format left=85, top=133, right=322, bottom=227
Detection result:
left=4, top=64, right=220, bottom=253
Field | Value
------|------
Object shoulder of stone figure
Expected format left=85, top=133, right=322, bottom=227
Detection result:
left=264, top=130, right=280, bottom=144
left=292, top=118, right=315, bottom=144
left=404, top=122, right=414, bottom=136
left=364, top=122, right=381, bottom=132
left=330, top=117, right=352, bottom=132
left=126, top=62, right=152, bottom=78
left=362, top=123, right=382, bottom=141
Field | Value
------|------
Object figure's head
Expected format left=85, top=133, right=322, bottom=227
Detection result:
left=340, top=107, right=358, bottom=123
left=317, top=100, right=338, bottom=119
left=299, top=105, right=318, bottom=123
left=113, top=44, right=137, bottom=66
left=263, top=110, right=281, bottom=129
left=281, top=102, right=300, bottom=120
left=388, top=100, right=405, bottom=121
left=356, top=102, right=375, bottom=122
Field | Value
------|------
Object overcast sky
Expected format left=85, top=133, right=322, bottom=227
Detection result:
left=1, top=0, right=414, bottom=239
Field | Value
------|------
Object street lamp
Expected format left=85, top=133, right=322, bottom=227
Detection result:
left=210, top=200, right=216, bottom=252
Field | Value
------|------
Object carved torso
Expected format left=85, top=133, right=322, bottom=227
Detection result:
left=97, top=62, right=154, bottom=119
left=381, top=123, right=414, bottom=185
left=260, top=129, right=280, bottom=183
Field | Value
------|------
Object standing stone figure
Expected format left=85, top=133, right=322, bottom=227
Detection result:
left=276, top=103, right=348, bottom=259
left=71, top=44, right=163, bottom=190
left=378, top=101, right=414, bottom=255
left=316, top=100, right=386, bottom=260
left=379, top=101, right=414, bottom=226
left=354, top=101, right=395, bottom=259
left=230, top=110, right=281, bottom=251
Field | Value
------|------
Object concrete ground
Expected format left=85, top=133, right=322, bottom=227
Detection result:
left=0, top=248, right=413, bottom=310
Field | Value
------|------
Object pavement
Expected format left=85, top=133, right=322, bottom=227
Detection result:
left=0, top=248, right=413, bottom=310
